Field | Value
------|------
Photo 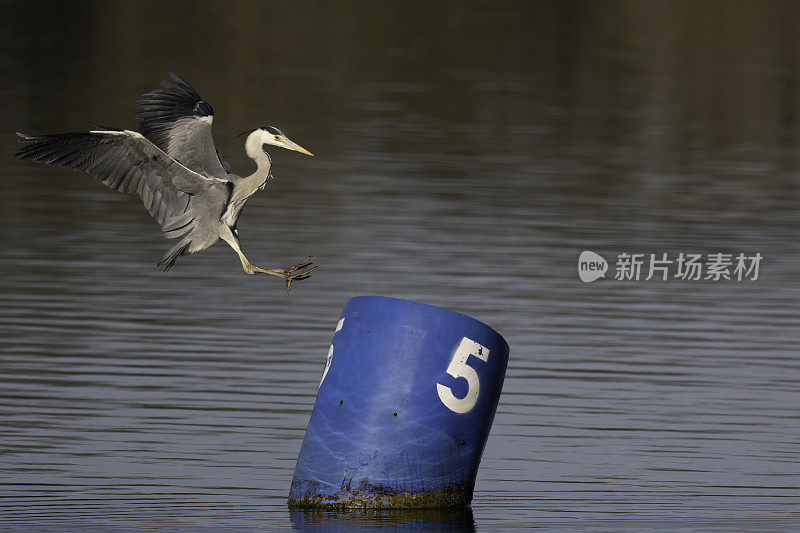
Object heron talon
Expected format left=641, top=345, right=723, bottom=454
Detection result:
left=282, top=265, right=317, bottom=294
left=286, top=256, right=314, bottom=273
left=242, top=260, right=315, bottom=292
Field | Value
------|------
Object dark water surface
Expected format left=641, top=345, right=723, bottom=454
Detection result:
left=2, top=1, right=799, bottom=531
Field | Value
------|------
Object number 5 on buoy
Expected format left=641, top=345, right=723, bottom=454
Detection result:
left=437, top=337, right=490, bottom=413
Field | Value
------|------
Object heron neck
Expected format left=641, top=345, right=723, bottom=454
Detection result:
left=245, top=135, right=272, bottom=176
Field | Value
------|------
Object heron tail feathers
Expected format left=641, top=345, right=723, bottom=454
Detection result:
left=157, top=240, right=190, bottom=271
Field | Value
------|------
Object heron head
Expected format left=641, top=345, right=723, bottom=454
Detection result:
left=241, top=126, right=313, bottom=157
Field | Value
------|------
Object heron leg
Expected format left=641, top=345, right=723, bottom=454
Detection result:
left=219, top=226, right=316, bottom=292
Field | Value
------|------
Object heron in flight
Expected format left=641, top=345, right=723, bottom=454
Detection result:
left=15, top=72, right=316, bottom=293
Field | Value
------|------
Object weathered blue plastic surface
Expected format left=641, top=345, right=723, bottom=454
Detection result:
left=288, top=296, right=509, bottom=509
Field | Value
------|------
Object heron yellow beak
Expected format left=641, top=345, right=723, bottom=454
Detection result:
left=281, top=137, right=314, bottom=156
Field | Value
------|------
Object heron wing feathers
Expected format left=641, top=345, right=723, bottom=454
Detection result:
left=14, top=129, right=229, bottom=235
left=134, top=72, right=230, bottom=178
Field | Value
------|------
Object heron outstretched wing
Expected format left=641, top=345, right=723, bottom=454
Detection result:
left=134, top=72, right=231, bottom=178
left=14, top=128, right=230, bottom=232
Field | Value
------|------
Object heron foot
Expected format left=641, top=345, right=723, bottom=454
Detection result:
left=281, top=265, right=318, bottom=294
left=284, top=256, right=314, bottom=274
left=243, top=257, right=317, bottom=293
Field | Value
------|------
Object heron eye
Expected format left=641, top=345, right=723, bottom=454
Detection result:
left=274, top=135, right=281, bottom=141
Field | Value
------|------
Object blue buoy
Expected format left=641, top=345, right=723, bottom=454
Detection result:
left=288, top=296, right=509, bottom=509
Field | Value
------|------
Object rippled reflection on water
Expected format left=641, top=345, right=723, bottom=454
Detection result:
left=2, top=1, right=800, bottom=531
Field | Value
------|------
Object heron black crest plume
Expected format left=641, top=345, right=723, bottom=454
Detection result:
left=14, top=72, right=316, bottom=293
left=236, top=128, right=257, bottom=138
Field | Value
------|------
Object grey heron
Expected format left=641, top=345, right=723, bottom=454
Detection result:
left=14, top=72, right=316, bottom=293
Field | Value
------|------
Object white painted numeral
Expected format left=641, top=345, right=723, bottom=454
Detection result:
left=319, top=318, right=345, bottom=388
left=437, top=337, right=490, bottom=413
